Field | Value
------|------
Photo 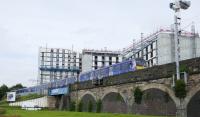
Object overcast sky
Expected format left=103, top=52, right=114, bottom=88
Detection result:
left=0, top=0, right=200, bottom=87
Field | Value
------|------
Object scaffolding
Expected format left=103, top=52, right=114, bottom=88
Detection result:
left=38, top=47, right=81, bottom=85
left=122, top=28, right=198, bottom=61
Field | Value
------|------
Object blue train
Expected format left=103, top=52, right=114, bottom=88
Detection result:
left=15, top=58, right=146, bottom=96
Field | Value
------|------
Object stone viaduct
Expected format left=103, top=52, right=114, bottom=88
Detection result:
left=65, top=57, right=200, bottom=117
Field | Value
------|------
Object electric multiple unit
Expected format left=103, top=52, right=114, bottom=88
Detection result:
left=16, top=58, right=146, bottom=96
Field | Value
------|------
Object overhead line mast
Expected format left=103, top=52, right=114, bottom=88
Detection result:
left=170, top=0, right=191, bottom=80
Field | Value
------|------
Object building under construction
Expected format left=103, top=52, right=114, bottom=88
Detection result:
left=38, top=47, right=82, bottom=84
left=122, top=26, right=200, bottom=67
left=38, top=25, right=200, bottom=84
left=82, top=49, right=122, bottom=72
left=38, top=47, right=122, bottom=84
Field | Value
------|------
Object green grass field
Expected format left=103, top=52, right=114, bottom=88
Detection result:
left=5, top=109, right=166, bottom=117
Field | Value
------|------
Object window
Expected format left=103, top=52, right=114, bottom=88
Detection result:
left=151, top=44, right=153, bottom=50
left=109, top=56, right=112, bottom=61
left=151, top=52, right=153, bottom=57
left=116, top=57, right=119, bottom=63
left=102, top=56, right=105, bottom=60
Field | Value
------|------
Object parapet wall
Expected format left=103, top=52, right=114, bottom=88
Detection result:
left=71, top=57, right=200, bottom=91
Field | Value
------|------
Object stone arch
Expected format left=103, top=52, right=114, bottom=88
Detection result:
left=186, top=84, right=200, bottom=117
left=101, top=88, right=126, bottom=103
left=80, top=92, right=97, bottom=112
left=101, top=91, right=128, bottom=113
left=140, top=83, right=179, bottom=106
left=79, top=91, right=96, bottom=102
left=185, top=84, right=200, bottom=107
left=131, top=83, right=178, bottom=116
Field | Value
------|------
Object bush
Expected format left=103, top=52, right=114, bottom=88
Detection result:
left=96, top=99, right=102, bottom=113
left=77, top=101, right=82, bottom=112
left=174, top=80, right=187, bottom=99
left=0, top=108, right=6, bottom=115
left=69, top=101, right=76, bottom=111
left=134, top=87, right=143, bottom=104
left=88, top=100, right=93, bottom=112
left=180, top=64, right=189, bottom=73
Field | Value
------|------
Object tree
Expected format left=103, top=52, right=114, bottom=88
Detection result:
left=134, top=87, right=143, bottom=104
left=9, top=84, right=25, bottom=91
left=0, top=84, right=9, bottom=100
left=174, top=80, right=186, bottom=99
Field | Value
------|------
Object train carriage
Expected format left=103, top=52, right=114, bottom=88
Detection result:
left=15, top=59, right=146, bottom=96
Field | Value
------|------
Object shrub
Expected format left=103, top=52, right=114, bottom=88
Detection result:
left=174, top=80, right=187, bottom=99
left=116, top=93, right=123, bottom=101
left=77, top=101, right=82, bottom=112
left=88, top=100, right=93, bottom=112
left=134, top=87, right=143, bottom=104
left=180, top=64, right=189, bottom=73
left=0, top=108, right=6, bottom=115
left=96, top=99, right=102, bottom=113
left=69, top=101, right=76, bottom=111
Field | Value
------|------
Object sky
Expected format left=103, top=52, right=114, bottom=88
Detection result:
left=0, top=0, right=200, bottom=87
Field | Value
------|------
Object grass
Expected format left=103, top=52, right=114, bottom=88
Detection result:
left=4, top=109, right=168, bottom=117
left=16, top=94, right=44, bottom=102
left=0, top=100, right=8, bottom=107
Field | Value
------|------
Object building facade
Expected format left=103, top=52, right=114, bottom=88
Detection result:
left=122, top=28, right=200, bottom=67
left=81, top=49, right=122, bottom=72
left=38, top=47, right=82, bottom=84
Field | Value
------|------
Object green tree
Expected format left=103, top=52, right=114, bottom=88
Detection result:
left=9, top=84, right=25, bottom=91
left=174, top=80, right=186, bottom=99
left=134, top=87, right=143, bottom=104
left=0, top=84, right=9, bottom=100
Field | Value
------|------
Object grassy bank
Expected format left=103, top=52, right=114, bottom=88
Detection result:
left=5, top=109, right=166, bottom=117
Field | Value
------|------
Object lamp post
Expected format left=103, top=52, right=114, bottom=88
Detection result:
left=170, top=0, right=191, bottom=80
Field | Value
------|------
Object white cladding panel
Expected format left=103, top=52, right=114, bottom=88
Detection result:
left=157, top=33, right=173, bottom=65
left=196, top=38, right=200, bottom=57
left=82, top=54, right=93, bottom=72
left=179, top=36, right=193, bottom=60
